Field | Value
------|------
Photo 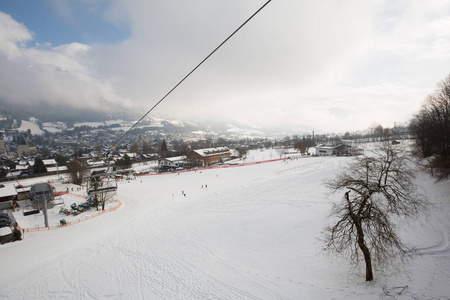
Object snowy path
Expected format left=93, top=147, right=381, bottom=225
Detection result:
left=1, top=156, right=450, bottom=299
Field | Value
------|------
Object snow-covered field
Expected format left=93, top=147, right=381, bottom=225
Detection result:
left=18, top=120, right=44, bottom=135
left=0, top=154, right=449, bottom=299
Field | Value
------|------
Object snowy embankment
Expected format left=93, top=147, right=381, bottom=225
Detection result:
left=0, top=155, right=449, bottom=299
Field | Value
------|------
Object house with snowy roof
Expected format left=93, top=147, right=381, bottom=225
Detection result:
left=42, top=159, right=58, bottom=168
left=87, top=160, right=106, bottom=168
left=314, top=145, right=336, bottom=156
left=186, top=147, right=231, bottom=167
left=0, top=184, right=17, bottom=209
left=158, top=156, right=187, bottom=171
left=315, top=143, right=363, bottom=156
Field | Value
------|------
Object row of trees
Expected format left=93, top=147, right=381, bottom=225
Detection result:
left=410, top=75, right=450, bottom=180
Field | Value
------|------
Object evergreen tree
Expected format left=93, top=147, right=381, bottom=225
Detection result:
left=67, top=157, right=89, bottom=185
left=33, top=157, right=47, bottom=174
left=115, top=154, right=132, bottom=169
left=161, top=140, right=168, bottom=158
left=55, top=155, right=67, bottom=166
left=142, top=141, right=150, bottom=154
left=123, top=154, right=131, bottom=169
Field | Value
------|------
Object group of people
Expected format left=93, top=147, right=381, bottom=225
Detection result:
left=66, top=186, right=82, bottom=192
left=180, top=183, right=209, bottom=198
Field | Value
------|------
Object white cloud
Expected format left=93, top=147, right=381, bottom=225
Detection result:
left=1, top=1, right=450, bottom=133
left=0, top=12, right=32, bottom=58
left=91, top=1, right=381, bottom=130
left=0, top=11, right=132, bottom=112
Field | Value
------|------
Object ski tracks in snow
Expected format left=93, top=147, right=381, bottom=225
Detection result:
left=181, top=208, right=292, bottom=300
left=69, top=211, right=270, bottom=300
left=416, top=195, right=450, bottom=257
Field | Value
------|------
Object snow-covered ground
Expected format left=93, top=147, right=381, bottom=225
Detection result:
left=0, top=154, right=449, bottom=299
left=18, top=120, right=44, bottom=135
left=12, top=193, right=120, bottom=229
left=42, top=122, right=67, bottom=133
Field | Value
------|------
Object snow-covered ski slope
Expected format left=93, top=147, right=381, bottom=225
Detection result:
left=1, top=155, right=449, bottom=299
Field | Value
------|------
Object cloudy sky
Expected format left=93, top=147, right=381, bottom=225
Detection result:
left=1, top=0, right=450, bottom=133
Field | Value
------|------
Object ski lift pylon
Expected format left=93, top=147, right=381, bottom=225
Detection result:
left=87, top=171, right=118, bottom=196
left=87, top=153, right=117, bottom=195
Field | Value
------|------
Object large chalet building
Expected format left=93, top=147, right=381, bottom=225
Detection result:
left=186, top=147, right=231, bottom=167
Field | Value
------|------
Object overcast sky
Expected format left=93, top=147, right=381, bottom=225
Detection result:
left=1, top=0, right=450, bottom=133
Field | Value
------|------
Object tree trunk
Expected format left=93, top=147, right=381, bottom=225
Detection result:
left=95, top=195, right=99, bottom=211
left=347, top=192, right=374, bottom=281
left=355, top=221, right=373, bottom=281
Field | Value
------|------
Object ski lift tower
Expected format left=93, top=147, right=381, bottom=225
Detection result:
left=87, top=172, right=118, bottom=196
left=87, top=154, right=118, bottom=197
left=30, top=183, right=55, bottom=227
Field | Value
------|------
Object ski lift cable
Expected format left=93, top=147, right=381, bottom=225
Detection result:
left=110, top=0, right=273, bottom=149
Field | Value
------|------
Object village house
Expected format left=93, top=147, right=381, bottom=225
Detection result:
left=0, top=184, right=17, bottom=210
left=158, top=156, right=186, bottom=171
left=186, top=147, right=231, bottom=167
left=42, top=159, right=58, bottom=168
left=0, top=136, right=7, bottom=154
left=15, top=159, right=30, bottom=174
left=16, top=138, right=37, bottom=157
left=142, top=153, right=159, bottom=161
left=314, top=144, right=349, bottom=156
left=315, top=143, right=364, bottom=156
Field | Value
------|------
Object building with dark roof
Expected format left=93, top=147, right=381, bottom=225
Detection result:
left=186, top=147, right=231, bottom=167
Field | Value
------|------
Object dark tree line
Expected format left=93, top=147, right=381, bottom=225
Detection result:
left=410, top=74, right=450, bottom=180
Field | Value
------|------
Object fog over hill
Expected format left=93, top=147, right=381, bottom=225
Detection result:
left=0, top=99, right=134, bottom=124
left=0, top=99, right=318, bottom=137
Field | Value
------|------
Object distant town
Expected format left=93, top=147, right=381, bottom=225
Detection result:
left=0, top=114, right=411, bottom=183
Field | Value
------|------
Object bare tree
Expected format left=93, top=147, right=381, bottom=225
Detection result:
left=276, top=145, right=286, bottom=159
left=130, top=142, right=140, bottom=155
left=323, top=142, right=427, bottom=281
left=236, top=147, right=248, bottom=159
left=294, top=140, right=307, bottom=155
left=94, top=186, right=116, bottom=211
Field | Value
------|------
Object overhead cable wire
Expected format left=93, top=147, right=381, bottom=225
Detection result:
left=111, top=0, right=272, bottom=149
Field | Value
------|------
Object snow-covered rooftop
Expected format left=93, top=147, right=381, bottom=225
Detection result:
left=163, top=156, right=186, bottom=162
left=47, top=166, right=68, bottom=172
left=0, top=184, right=17, bottom=198
left=193, top=147, right=230, bottom=157
left=42, top=159, right=57, bottom=165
